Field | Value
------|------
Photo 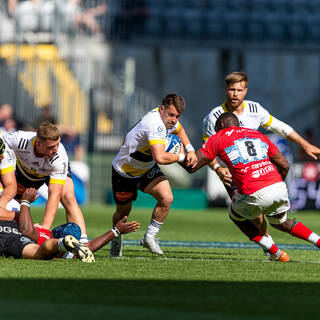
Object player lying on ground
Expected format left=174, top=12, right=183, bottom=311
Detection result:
left=185, top=112, right=320, bottom=262
left=0, top=188, right=140, bottom=261
left=202, top=71, right=320, bottom=256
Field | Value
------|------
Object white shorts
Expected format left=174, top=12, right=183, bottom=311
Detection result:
left=231, top=182, right=290, bottom=221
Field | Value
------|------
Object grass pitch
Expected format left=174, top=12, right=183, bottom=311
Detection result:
left=2, top=205, right=320, bottom=320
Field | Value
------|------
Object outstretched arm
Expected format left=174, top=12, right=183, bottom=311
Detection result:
left=287, top=130, right=320, bottom=160
left=86, top=216, right=140, bottom=252
left=180, top=149, right=212, bottom=173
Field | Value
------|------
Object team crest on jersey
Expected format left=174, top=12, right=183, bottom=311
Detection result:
left=154, top=124, right=165, bottom=134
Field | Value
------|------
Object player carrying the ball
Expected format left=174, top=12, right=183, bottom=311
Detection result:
left=110, top=93, right=197, bottom=256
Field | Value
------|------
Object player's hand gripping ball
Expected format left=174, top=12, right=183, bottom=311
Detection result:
left=165, top=134, right=181, bottom=154
left=52, top=222, right=81, bottom=240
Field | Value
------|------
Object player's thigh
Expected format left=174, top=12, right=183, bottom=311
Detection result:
left=6, top=235, right=36, bottom=259
left=21, top=243, right=40, bottom=259
left=231, top=192, right=262, bottom=220
left=144, top=176, right=173, bottom=203
left=61, top=177, right=75, bottom=198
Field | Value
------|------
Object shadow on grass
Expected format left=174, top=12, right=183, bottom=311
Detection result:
left=1, top=279, right=319, bottom=319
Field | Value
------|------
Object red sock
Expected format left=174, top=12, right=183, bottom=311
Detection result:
left=290, top=222, right=313, bottom=241
left=251, top=235, right=279, bottom=255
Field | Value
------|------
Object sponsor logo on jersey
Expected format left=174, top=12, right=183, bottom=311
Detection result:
left=251, top=165, right=275, bottom=178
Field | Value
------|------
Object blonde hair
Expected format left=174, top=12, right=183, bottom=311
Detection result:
left=37, top=121, right=60, bottom=141
left=225, top=71, right=248, bottom=87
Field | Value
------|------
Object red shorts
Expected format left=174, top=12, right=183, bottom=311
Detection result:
left=34, top=226, right=53, bottom=245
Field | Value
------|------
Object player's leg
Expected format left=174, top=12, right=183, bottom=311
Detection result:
left=231, top=188, right=275, bottom=255
left=60, top=177, right=87, bottom=243
left=140, top=175, right=173, bottom=255
left=110, top=167, right=137, bottom=257
left=268, top=212, right=320, bottom=249
left=22, top=237, right=94, bottom=262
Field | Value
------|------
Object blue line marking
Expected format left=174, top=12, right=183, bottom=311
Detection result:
left=123, top=240, right=318, bottom=251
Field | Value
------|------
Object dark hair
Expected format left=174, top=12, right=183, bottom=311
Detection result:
left=215, top=112, right=239, bottom=132
left=225, top=71, right=248, bottom=87
left=161, top=93, right=185, bottom=113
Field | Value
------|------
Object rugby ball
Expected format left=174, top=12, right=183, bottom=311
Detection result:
left=165, top=134, right=181, bottom=154
left=51, top=222, right=81, bottom=240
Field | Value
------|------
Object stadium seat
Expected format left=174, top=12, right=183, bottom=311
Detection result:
left=14, top=0, right=39, bottom=33
left=184, top=8, right=204, bottom=38
left=38, top=1, right=55, bottom=32
left=286, top=12, right=307, bottom=42
left=162, top=8, right=184, bottom=37
left=203, top=9, right=226, bottom=40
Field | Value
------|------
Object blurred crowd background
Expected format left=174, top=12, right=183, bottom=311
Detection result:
left=1, top=0, right=320, bottom=209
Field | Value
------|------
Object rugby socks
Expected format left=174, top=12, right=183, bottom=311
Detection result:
left=80, top=234, right=88, bottom=244
left=250, top=234, right=279, bottom=255
left=57, top=238, right=67, bottom=253
left=146, top=219, right=163, bottom=237
left=290, top=222, right=320, bottom=247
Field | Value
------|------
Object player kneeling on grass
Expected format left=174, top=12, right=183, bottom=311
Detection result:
left=184, top=112, right=320, bottom=262
left=0, top=189, right=140, bottom=262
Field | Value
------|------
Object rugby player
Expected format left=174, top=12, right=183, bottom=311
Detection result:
left=202, top=71, right=320, bottom=254
left=0, top=137, right=17, bottom=208
left=110, top=93, right=197, bottom=256
left=0, top=188, right=140, bottom=261
left=188, top=112, right=320, bottom=261
left=0, top=188, right=94, bottom=262
left=1, top=122, right=88, bottom=243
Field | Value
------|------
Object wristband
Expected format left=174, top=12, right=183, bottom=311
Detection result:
left=178, top=153, right=185, bottom=162
left=213, top=163, right=221, bottom=171
left=111, top=226, right=120, bottom=237
left=185, top=144, right=195, bottom=153
left=21, top=200, right=30, bottom=208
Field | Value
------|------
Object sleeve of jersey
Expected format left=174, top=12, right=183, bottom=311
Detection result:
left=49, top=157, right=68, bottom=185
left=171, top=121, right=181, bottom=135
left=0, top=152, right=15, bottom=174
left=202, top=115, right=216, bottom=142
left=1, top=131, right=19, bottom=149
left=148, top=121, right=166, bottom=146
left=200, top=136, right=217, bottom=160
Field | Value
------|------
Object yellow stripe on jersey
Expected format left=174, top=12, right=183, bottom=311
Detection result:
left=172, top=122, right=181, bottom=134
left=202, top=134, right=209, bottom=142
left=49, top=178, right=66, bottom=185
left=261, top=115, right=273, bottom=128
left=222, top=102, right=227, bottom=112
left=121, top=163, right=150, bottom=177
left=149, top=139, right=165, bottom=146
left=31, top=137, right=36, bottom=146
left=17, top=160, right=46, bottom=179
left=0, top=166, right=14, bottom=174
left=139, top=145, right=152, bottom=155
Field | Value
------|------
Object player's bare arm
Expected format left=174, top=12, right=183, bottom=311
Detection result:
left=0, top=170, right=17, bottom=208
left=176, top=125, right=197, bottom=168
left=87, top=216, right=140, bottom=252
left=269, top=150, right=290, bottom=181
left=42, top=183, right=64, bottom=229
left=208, top=158, right=232, bottom=187
left=182, top=149, right=211, bottom=173
left=18, top=188, right=40, bottom=241
left=150, top=143, right=184, bottom=165
left=287, top=130, right=320, bottom=160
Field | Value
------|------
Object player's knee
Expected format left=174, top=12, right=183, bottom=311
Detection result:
left=158, top=193, right=173, bottom=208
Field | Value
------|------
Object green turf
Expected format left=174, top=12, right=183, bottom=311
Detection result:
left=2, top=206, right=320, bottom=320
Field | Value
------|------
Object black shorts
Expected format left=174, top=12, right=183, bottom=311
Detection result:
left=0, top=221, right=35, bottom=259
left=112, top=164, right=164, bottom=204
left=15, top=162, right=72, bottom=200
